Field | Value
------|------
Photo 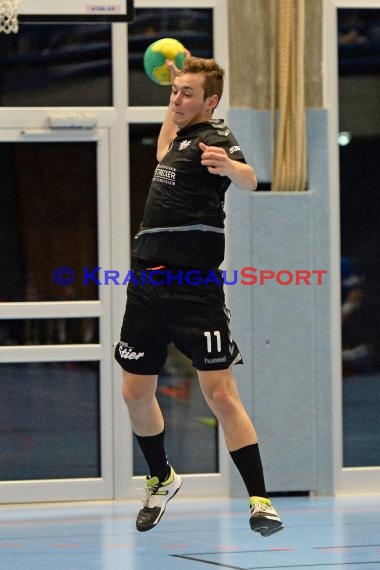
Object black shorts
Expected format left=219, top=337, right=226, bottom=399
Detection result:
left=114, top=265, right=243, bottom=374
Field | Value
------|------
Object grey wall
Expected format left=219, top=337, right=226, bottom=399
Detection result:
left=226, top=109, right=336, bottom=496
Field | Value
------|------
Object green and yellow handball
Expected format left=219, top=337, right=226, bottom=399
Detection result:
left=143, top=38, right=187, bottom=86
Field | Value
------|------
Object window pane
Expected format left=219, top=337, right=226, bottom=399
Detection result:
left=0, top=142, right=98, bottom=302
left=0, top=362, right=100, bottom=480
left=0, top=24, right=112, bottom=106
left=129, top=123, right=160, bottom=241
left=128, top=8, right=213, bottom=106
left=338, top=8, right=380, bottom=467
left=133, top=345, right=218, bottom=475
left=0, top=319, right=99, bottom=345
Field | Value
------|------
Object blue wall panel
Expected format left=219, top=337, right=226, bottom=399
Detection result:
left=226, top=109, right=334, bottom=495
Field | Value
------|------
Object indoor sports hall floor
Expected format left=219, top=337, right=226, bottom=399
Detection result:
left=1, top=494, right=379, bottom=570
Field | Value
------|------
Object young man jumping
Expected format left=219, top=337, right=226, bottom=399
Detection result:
left=115, top=56, right=283, bottom=537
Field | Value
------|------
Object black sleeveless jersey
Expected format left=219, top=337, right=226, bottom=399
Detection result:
left=132, top=119, right=246, bottom=268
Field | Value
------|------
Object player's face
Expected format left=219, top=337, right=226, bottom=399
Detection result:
left=170, top=72, right=218, bottom=128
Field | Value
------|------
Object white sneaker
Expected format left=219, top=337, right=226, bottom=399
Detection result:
left=136, top=466, right=182, bottom=532
left=249, top=497, right=284, bottom=537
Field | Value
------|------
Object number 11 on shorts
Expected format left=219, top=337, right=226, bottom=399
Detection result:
left=204, top=330, right=222, bottom=353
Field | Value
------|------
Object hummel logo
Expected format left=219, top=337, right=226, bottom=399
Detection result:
left=204, top=356, right=227, bottom=364
left=179, top=139, right=191, bottom=151
left=217, top=128, right=231, bottom=137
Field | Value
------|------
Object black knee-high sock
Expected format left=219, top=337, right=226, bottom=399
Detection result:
left=230, top=443, right=268, bottom=498
left=134, top=429, right=170, bottom=482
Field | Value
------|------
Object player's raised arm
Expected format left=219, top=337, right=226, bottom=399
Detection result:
left=156, top=58, right=185, bottom=162
left=156, top=105, right=177, bottom=163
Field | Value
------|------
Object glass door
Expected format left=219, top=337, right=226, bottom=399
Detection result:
left=0, top=129, right=114, bottom=502
left=338, top=4, right=380, bottom=492
left=124, top=0, right=228, bottom=496
left=125, top=0, right=230, bottom=498
left=326, top=0, right=380, bottom=494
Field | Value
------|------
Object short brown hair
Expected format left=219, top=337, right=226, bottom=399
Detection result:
left=182, top=56, right=224, bottom=103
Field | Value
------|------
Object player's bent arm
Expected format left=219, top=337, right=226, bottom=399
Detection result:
left=199, top=142, right=257, bottom=191
left=227, top=160, right=257, bottom=192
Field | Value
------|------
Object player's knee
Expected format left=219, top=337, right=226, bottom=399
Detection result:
left=207, top=388, right=237, bottom=417
left=122, top=375, right=153, bottom=408
left=122, top=380, right=137, bottom=405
